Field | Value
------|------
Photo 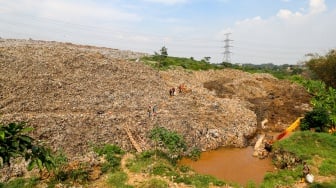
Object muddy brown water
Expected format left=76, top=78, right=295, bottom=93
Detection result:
left=180, top=147, right=275, bottom=186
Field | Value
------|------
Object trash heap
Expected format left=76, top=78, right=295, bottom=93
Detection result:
left=0, top=39, right=311, bottom=158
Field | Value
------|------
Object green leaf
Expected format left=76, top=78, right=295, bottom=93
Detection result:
left=19, top=135, right=33, bottom=144
left=0, top=131, right=4, bottom=141
left=37, top=159, right=43, bottom=170
left=21, top=127, right=34, bottom=134
left=27, top=160, right=36, bottom=171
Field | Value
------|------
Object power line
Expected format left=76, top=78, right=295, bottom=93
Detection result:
left=223, top=33, right=233, bottom=63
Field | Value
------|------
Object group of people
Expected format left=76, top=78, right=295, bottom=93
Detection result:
left=169, top=87, right=176, bottom=96
left=169, top=84, right=188, bottom=96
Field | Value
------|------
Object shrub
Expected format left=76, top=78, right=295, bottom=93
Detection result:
left=94, top=144, right=125, bottom=172
left=301, top=107, right=330, bottom=132
left=0, top=122, right=55, bottom=173
left=149, top=126, right=186, bottom=164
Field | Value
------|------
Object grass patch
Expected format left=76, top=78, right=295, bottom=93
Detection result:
left=139, top=178, right=169, bottom=188
left=273, top=131, right=336, bottom=161
left=0, top=177, right=39, bottom=188
left=126, top=151, right=156, bottom=173
left=260, top=167, right=301, bottom=188
left=107, top=171, right=133, bottom=188
left=174, top=174, right=225, bottom=188
left=309, top=180, right=336, bottom=188
left=127, top=150, right=226, bottom=188
left=94, top=144, right=125, bottom=173
left=127, top=151, right=179, bottom=177
left=319, top=159, right=336, bottom=176
left=261, top=131, right=336, bottom=187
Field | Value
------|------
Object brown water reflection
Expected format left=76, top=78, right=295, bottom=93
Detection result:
left=180, top=147, right=275, bottom=186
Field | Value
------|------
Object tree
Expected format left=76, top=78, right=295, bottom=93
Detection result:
left=304, top=49, right=336, bottom=88
left=202, top=56, right=211, bottom=63
left=0, top=122, right=54, bottom=174
left=160, top=46, right=168, bottom=58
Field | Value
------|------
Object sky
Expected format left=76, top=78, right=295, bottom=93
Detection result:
left=0, top=0, right=336, bottom=65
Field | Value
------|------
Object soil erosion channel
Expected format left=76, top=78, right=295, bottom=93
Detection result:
left=180, top=147, right=274, bottom=185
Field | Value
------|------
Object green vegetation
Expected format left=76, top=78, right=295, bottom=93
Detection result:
left=108, top=171, right=132, bottom=188
left=232, top=63, right=302, bottom=79
left=47, top=144, right=125, bottom=186
left=127, top=150, right=226, bottom=188
left=139, top=178, right=168, bottom=188
left=261, top=167, right=301, bottom=188
left=142, top=46, right=308, bottom=80
left=0, top=177, right=39, bottom=188
left=143, top=46, right=221, bottom=70
left=260, top=131, right=336, bottom=187
left=291, top=76, right=336, bottom=127
left=142, top=55, right=221, bottom=70
left=304, top=50, right=336, bottom=88
left=187, top=147, right=201, bottom=161
left=94, top=144, right=125, bottom=173
left=0, top=122, right=54, bottom=172
left=149, top=126, right=187, bottom=163
left=301, top=107, right=330, bottom=132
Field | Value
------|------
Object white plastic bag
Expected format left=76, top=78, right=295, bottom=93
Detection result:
left=306, top=174, right=314, bottom=183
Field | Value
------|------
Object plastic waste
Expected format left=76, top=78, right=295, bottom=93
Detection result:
left=306, top=174, right=314, bottom=183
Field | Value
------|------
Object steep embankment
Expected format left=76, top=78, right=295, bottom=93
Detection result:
left=0, top=39, right=311, bottom=157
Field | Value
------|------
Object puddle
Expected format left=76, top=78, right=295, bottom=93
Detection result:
left=180, top=146, right=275, bottom=185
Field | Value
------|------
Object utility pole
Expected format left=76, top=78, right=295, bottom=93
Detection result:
left=223, top=33, right=233, bottom=63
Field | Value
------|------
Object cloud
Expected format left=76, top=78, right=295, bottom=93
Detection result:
left=277, top=0, right=326, bottom=19
left=219, top=0, right=335, bottom=64
left=42, top=1, right=141, bottom=22
left=0, top=0, right=141, bottom=23
left=277, top=9, right=303, bottom=19
left=236, top=16, right=263, bottom=25
left=142, top=0, right=188, bottom=5
left=309, top=0, right=327, bottom=14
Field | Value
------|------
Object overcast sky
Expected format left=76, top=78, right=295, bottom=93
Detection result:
left=0, top=0, right=335, bottom=65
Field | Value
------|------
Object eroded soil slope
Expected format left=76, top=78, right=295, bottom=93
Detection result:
left=0, top=39, right=311, bottom=157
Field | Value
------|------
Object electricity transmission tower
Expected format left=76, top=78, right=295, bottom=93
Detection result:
left=223, top=33, right=233, bottom=63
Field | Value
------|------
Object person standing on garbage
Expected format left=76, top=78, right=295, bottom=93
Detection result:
left=147, top=105, right=152, bottom=118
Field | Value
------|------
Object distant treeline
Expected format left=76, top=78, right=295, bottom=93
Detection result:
left=143, top=47, right=336, bottom=86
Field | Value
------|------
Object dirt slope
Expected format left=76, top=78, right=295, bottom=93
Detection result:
left=0, top=39, right=311, bottom=157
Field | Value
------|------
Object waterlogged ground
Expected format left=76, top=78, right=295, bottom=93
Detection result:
left=180, top=147, right=275, bottom=186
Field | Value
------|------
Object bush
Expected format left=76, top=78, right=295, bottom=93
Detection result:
left=0, top=122, right=55, bottom=173
left=94, top=144, right=125, bottom=172
left=149, top=126, right=186, bottom=164
left=301, top=107, right=330, bottom=132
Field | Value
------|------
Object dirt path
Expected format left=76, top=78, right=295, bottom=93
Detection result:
left=120, top=153, right=187, bottom=188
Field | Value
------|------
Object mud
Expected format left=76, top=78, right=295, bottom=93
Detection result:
left=180, top=147, right=275, bottom=186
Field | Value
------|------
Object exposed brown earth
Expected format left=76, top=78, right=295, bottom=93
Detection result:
left=0, top=39, right=312, bottom=159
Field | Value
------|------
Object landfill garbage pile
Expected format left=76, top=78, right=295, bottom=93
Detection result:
left=0, top=39, right=311, bottom=157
